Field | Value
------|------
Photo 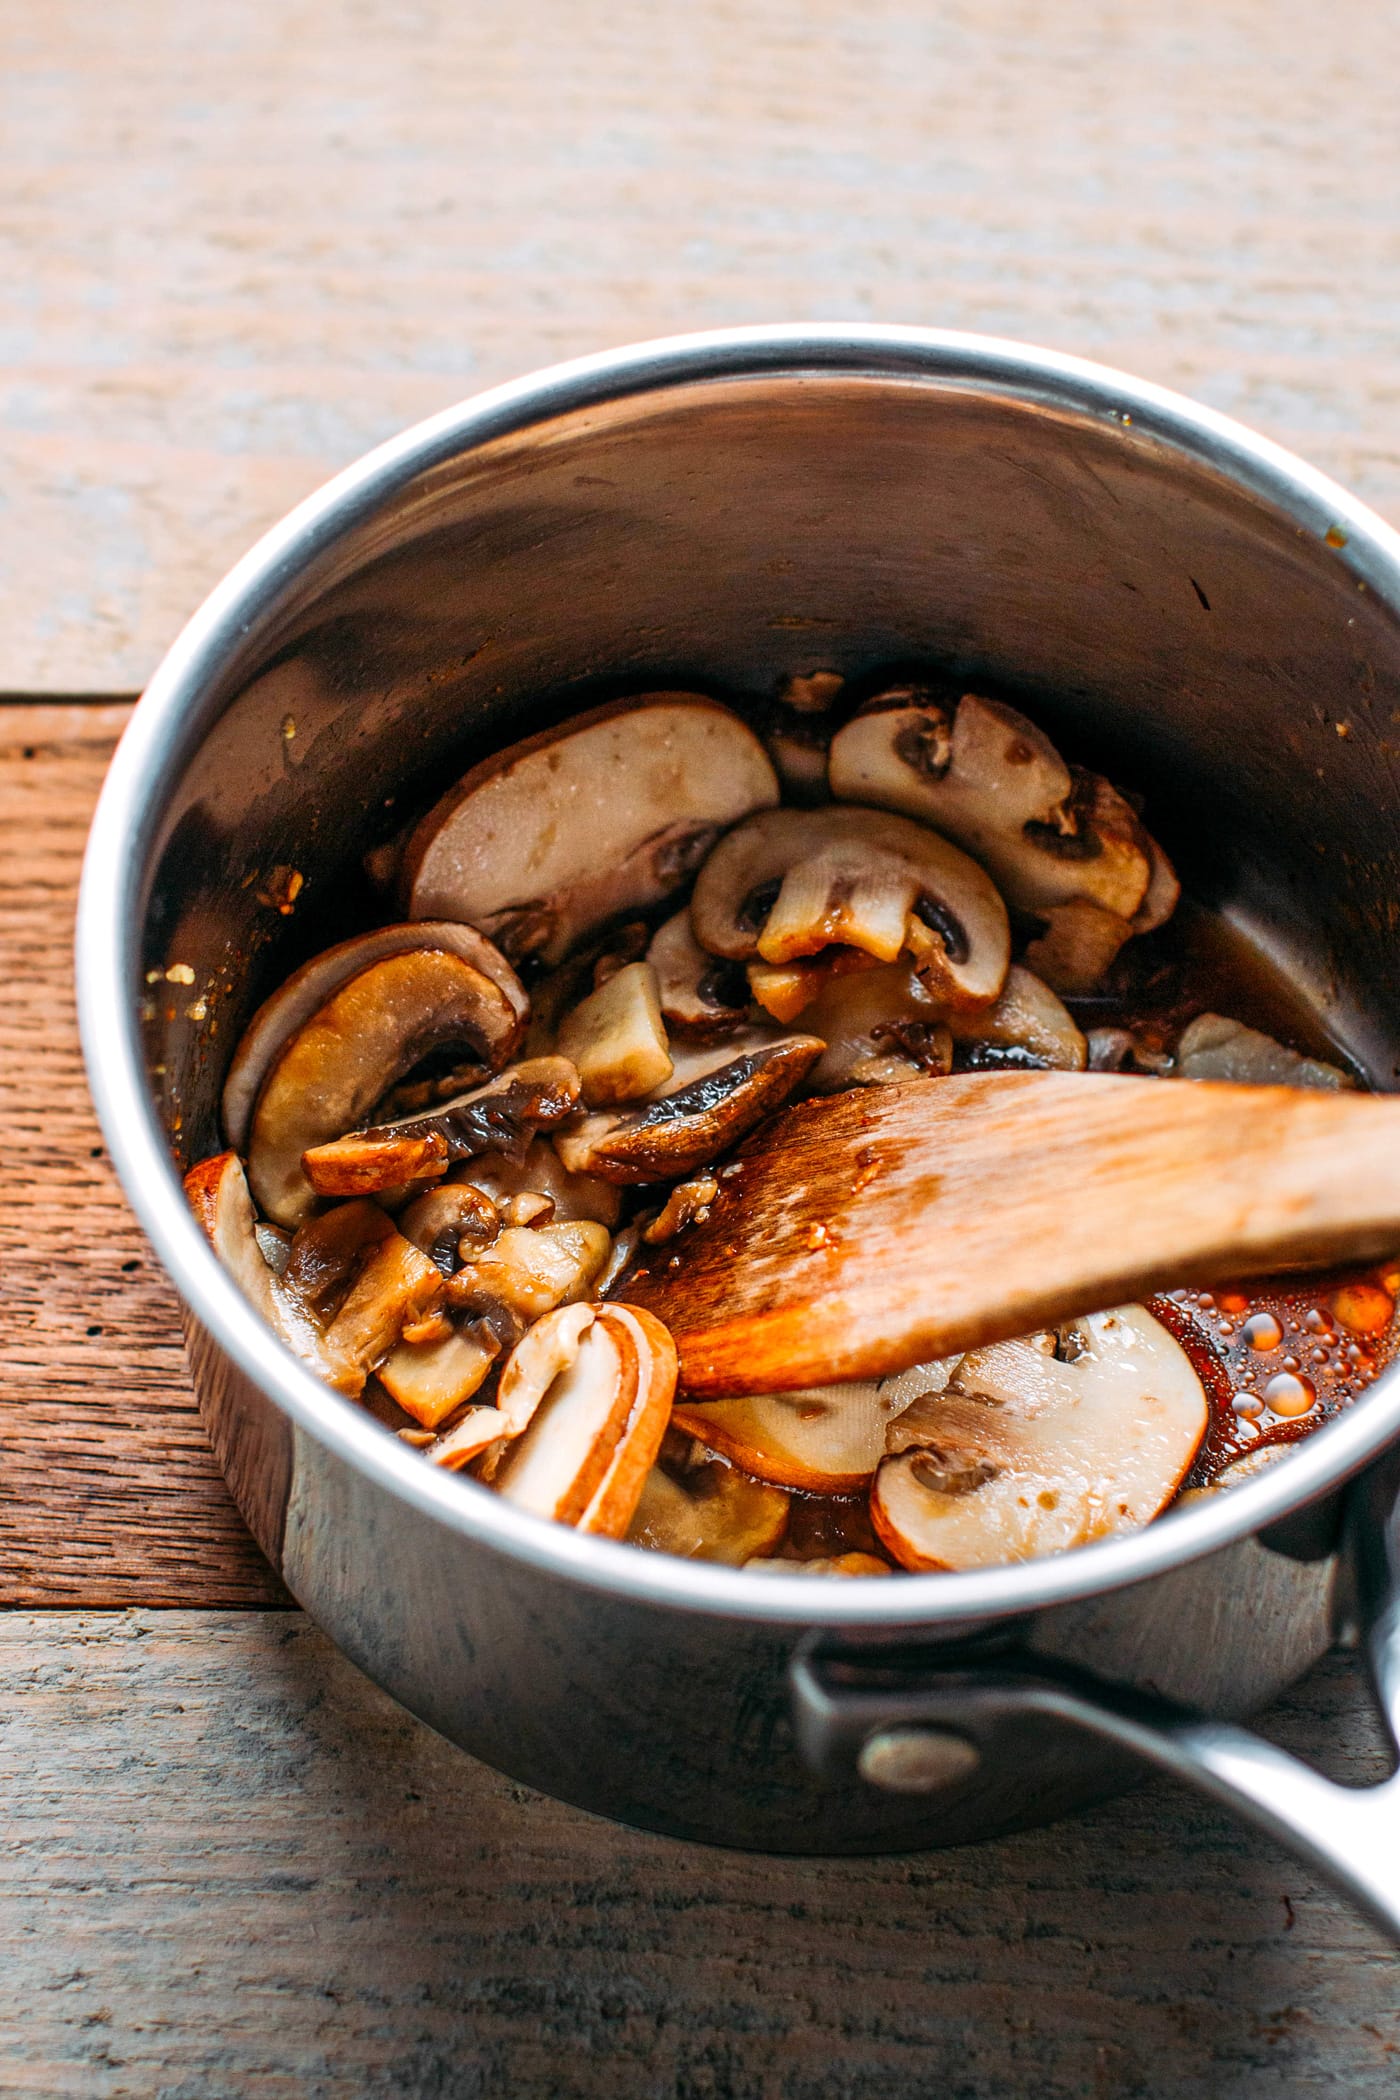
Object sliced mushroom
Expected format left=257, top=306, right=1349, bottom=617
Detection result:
left=946, top=964, right=1087, bottom=1072
left=871, top=1306, right=1207, bottom=1571
left=447, top=1220, right=611, bottom=1328
left=829, top=692, right=1178, bottom=987
left=746, top=947, right=877, bottom=1026
left=245, top=947, right=528, bottom=1227
left=690, top=806, right=1009, bottom=1011
left=222, top=922, right=526, bottom=1154
left=301, top=1057, right=582, bottom=1199
left=626, top=1447, right=791, bottom=1564
left=795, top=960, right=952, bottom=1093
left=379, top=1323, right=501, bottom=1429
left=452, top=1137, right=621, bottom=1228
left=674, top=1365, right=928, bottom=1493
left=758, top=710, right=832, bottom=805
left=555, top=960, right=673, bottom=1106
left=647, top=909, right=751, bottom=1037
left=280, top=1197, right=396, bottom=1323
left=398, top=1182, right=502, bottom=1273
left=491, top=1304, right=671, bottom=1530
left=402, top=695, right=779, bottom=964
left=1174, top=1443, right=1293, bottom=1504
left=642, top=1174, right=719, bottom=1244
left=744, top=1553, right=892, bottom=1577
left=183, top=1152, right=356, bottom=1389
left=1174, top=1013, right=1351, bottom=1091
left=321, top=1229, right=446, bottom=1386
left=553, top=1034, right=824, bottom=1183
left=1022, top=898, right=1141, bottom=998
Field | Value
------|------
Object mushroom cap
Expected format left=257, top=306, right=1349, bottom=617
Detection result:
left=246, top=947, right=528, bottom=1227
left=829, top=691, right=1165, bottom=927
left=627, top=1450, right=791, bottom=1564
left=553, top=1033, right=824, bottom=1184
left=647, top=909, right=751, bottom=1037
left=689, top=804, right=1009, bottom=1011
left=402, top=695, right=780, bottom=964
left=301, top=1056, right=583, bottom=1202
left=674, top=1368, right=927, bottom=1494
left=222, top=922, right=527, bottom=1153
left=870, top=1305, right=1207, bottom=1571
left=946, top=964, right=1086, bottom=1072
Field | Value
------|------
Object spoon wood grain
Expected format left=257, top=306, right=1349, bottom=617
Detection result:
left=619, top=1071, right=1400, bottom=1396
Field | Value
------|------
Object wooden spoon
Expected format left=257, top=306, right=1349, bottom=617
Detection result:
left=619, top=1070, right=1400, bottom=1396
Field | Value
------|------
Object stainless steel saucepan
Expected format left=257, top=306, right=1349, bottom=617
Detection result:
left=77, top=327, right=1400, bottom=1935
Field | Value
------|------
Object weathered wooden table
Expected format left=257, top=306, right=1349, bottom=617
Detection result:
left=5, top=4, right=1400, bottom=2091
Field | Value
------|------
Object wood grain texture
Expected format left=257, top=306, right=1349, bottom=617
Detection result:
left=4, top=0, right=1400, bottom=691
left=0, top=1612, right=1397, bottom=2099
left=0, top=706, right=285, bottom=1606
left=626, top=1072, right=1400, bottom=1393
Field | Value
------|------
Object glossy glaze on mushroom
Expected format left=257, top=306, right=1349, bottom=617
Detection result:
left=184, top=677, right=1399, bottom=1573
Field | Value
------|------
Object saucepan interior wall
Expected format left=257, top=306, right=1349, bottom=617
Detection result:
left=142, top=370, right=1400, bottom=1177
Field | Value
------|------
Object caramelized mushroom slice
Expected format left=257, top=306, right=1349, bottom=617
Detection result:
left=553, top=1034, right=824, bottom=1183
left=183, top=1152, right=356, bottom=1389
left=829, top=691, right=1178, bottom=987
left=627, top=1447, right=791, bottom=1564
left=1175, top=1013, right=1351, bottom=1091
left=555, top=960, right=673, bottom=1106
left=320, top=1230, right=445, bottom=1385
left=398, top=1182, right=502, bottom=1273
left=379, top=1323, right=502, bottom=1430
left=647, top=909, right=751, bottom=1037
left=302, top=1057, right=582, bottom=1199
left=490, top=1304, right=673, bottom=1531
left=447, top=1220, right=611, bottom=1325
left=402, top=695, right=779, bottom=964
left=690, top=806, right=1009, bottom=1011
left=946, top=964, right=1087, bottom=1072
left=674, top=1366, right=931, bottom=1493
left=795, top=960, right=952, bottom=1092
left=222, top=922, right=527, bottom=1152
left=871, top=1306, right=1207, bottom=1571
left=246, top=948, right=528, bottom=1226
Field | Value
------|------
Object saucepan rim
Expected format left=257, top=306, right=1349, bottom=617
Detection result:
left=76, top=322, right=1400, bottom=1630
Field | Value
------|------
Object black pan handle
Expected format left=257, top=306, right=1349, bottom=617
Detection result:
left=791, top=1453, right=1400, bottom=1939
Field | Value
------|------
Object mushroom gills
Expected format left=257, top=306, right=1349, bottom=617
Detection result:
left=245, top=946, right=528, bottom=1226
left=647, top=909, right=751, bottom=1036
left=402, top=695, right=779, bottom=963
left=871, top=1306, right=1207, bottom=1571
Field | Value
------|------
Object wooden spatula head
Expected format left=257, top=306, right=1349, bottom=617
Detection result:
left=620, top=1071, right=1400, bottom=1396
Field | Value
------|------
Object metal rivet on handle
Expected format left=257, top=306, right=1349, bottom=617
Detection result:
left=857, top=1726, right=981, bottom=1794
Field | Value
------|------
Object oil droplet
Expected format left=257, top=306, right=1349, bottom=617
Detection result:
left=1304, top=1307, right=1333, bottom=1334
left=1331, top=1282, right=1394, bottom=1336
left=1216, top=1289, right=1250, bottom=1316
left=1241, top=1312, right=1283, bottom=1352
left=1264, top=1370, right=1316, bottom=1417
left=1233, top=1392, right=1265, bottom=1420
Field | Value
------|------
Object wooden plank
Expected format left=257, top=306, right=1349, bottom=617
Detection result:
left=4, top=0, right=1400, bottom=692
left=0, top=705, right=285, bottom=1605
left=1, top=1613, right=1397, bottom=2097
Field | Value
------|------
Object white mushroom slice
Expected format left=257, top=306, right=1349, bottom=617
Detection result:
left=379, top=1323, right=501, bottom=1429
left=746, top=948, right=879, bottom=1025
left=402, top=695, right=779, bottom=964
left=301, top=1057, right=582, bottom=1200
left=245, top=948, right=527, bottom=1227
left=647, top=910, right=751, bottom=1036
left=448, top=1221, right=611, bottom=1325
left=871, top=1306, right=1207, bottom=1571
left=579, top=1306, right=679, bottom=1536
left=675, top=1371, right=923, bottom=1492
left=830, top=690, right=1171, bottom=926
left=1175, top=1013, right=1351, bottom=1091
left=1022, top=897, right=1141, bottom=998
left=222, top=922, right=527, bottom=1153
left=555, top=960, right=673, bottom=1106
left=945, top=964, right=1087, bottom=1072
left=424, top=1404, right=513, bottom=1471
left=553, top=1034, right=824, bottom=1183
left=452, top=1138, right=620, bottom=1228
left=496, top=1301, right=598, bottom=1434
left=183, top=1152, right=356, bottom=1390
left=627, top=1454, right=791, bottom=1564
left=490, top=1303, right=668, bottom=1530
left=398, top=1182, right=501, bottom=1272
left=690, top=806, right=1009, bottom=1012
left=796, top=960, right=952, bottom=1093
left=744, top=1553, right=893, bottom=1577
left=761, top=715, right=832, bottom=805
